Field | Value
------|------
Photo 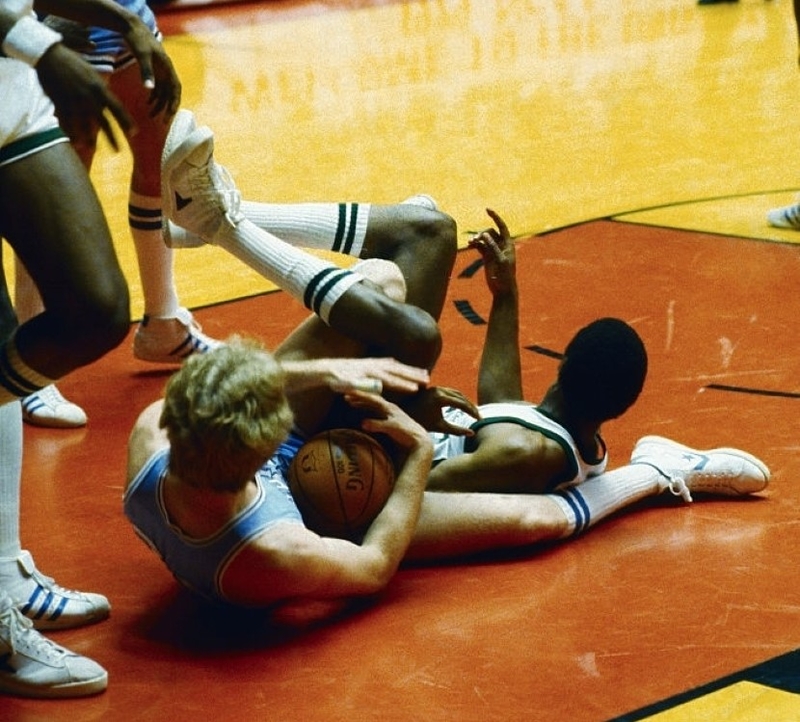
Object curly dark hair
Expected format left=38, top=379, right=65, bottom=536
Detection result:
left=558, top=318, right=647, bottom=423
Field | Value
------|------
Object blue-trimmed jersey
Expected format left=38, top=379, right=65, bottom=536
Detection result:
left=123, top=434, right=305, bottom=604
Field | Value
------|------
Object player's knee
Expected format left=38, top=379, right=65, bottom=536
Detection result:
left=414, top=210, right=457, bottom=268
left=353, top=258, right=407, bottom=302
left=56, top=280, right=130, bottom=363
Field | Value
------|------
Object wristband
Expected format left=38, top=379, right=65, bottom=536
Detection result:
left=2, top=14, right=62, bottom=67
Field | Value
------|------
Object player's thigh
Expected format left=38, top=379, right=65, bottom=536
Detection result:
left=0, top=144, right=125, bottom=306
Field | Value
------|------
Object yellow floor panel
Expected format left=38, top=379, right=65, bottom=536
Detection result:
left=616, top=192, right=800, bottom=245
left=641, top=681, right=800, bottom=722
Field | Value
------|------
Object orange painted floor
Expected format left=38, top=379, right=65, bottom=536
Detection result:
left=7, top=0, right=800, bottom=719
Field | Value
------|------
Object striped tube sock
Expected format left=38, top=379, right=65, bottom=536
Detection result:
left=214, top=218, right=363, bottom=324
left=0, top=333, right=57, bottom=405
left=240, top=201, right=369, bottom=257
left=129, top=192, right=180, bottom=318
left=549, top=464, right=663, bottom=538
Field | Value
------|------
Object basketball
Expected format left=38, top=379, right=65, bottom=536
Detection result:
left=288, top=428, right=396, bottom=540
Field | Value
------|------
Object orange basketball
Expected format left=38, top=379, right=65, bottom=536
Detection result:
left=288, top=428, right=396, bottom=540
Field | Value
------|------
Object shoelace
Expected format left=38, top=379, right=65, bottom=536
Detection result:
left=666, top=476, right=693, bottom=503
left=27, top=385, right=68, bottom=408
left=0, top=599, right=66, bottom=661
left=29, top=568, right=86, bottom=599
left=193, top=158, right=242, bottom=222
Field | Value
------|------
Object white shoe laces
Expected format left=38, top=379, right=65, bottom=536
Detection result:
left=33, top=385, right=69, bottom=408
left=193, top=157, right=242, bottom=224
left=0, top=597, right=66, bottom=661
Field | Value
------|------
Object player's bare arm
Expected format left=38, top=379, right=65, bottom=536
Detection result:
left=469, top=210, right=523, bottom=405
left=426, top=423, right=569, bottom=495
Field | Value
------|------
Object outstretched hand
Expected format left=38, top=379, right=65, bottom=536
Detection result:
left=468, top=208, right=517, bottom=296
left=327, top=357, right=430, bottom=396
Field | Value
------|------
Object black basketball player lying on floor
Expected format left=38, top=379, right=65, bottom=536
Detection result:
left=123, top=111, right=769, bottom=610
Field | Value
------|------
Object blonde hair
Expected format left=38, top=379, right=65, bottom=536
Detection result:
left=160, top=337, right=294, bottom=493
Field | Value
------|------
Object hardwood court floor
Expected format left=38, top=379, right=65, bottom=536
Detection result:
left=6, top=1, right=800, bottom=720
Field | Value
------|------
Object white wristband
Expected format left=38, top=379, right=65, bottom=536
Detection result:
left=2, top=14, right=62, bottom=67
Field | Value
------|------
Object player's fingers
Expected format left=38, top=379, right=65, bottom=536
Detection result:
left=330, top=378, right=384, bottom=394
left=486, top=208, right=510, bottom=239
left=95, top=113, right=120, bottom=151
left=343, top=389, right=390, bottom=410
left=438, top=421, right=475, bottom=437
left=102, top=93, right=136, bottom=140
left=438, top=390, right=481, bottom=419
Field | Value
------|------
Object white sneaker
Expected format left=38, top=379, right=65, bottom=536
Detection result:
left=21, top=385, right=87, bottom=429
left=0, top=592, right=107, bottom=698
left=162, top=114, right=243, bottom=244
left=1, top=551, right=110, bottom=631
left=630, top=435, right=770, bottom=503
left=133, top=307, right=222, bottom=364
left=767, top=201, right=800, bottom=230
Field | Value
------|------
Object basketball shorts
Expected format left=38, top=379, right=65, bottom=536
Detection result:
left=0, top=58, right=67, bottom=168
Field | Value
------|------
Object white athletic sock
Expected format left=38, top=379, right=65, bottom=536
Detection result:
left=0, top=401, right=23, bottom=558
left=549, top=464, right=663, bottom=538
left=130, top=192, right=180, bottom=318
left=240, top=201, right=369, bottom=257
left=214, top=218, right=363, bottom=324
left=0, top=332, right=57, bottom=405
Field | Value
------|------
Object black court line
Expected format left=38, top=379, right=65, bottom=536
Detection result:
left=704, top=383, right=800, bottom=400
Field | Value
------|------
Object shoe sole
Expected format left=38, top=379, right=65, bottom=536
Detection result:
left=161, top=109, right=205, bottom=246
left=29, top=605, right=110, bottom=631
left=21, top=413, right=87, bottom=429
left=0, top=670, right=108, bottom=699
left=633, top=435, right=770, bottom=492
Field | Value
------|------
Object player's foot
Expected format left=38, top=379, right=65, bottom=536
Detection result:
left=0, top=591, right=107, bottom=699
left=767, top=201, right=800, bottom=230
left=630, top=435, right=769, bottom=503
left=162, top=117, right=243, bottom=244
left=0, top=551, right=109, bottom=631
left=133, top=307, right=222, bottom=364
left=21, top=385, right=87, bottom=429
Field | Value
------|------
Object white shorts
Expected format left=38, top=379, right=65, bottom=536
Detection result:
left=0, top=58, right=67, bottom=168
